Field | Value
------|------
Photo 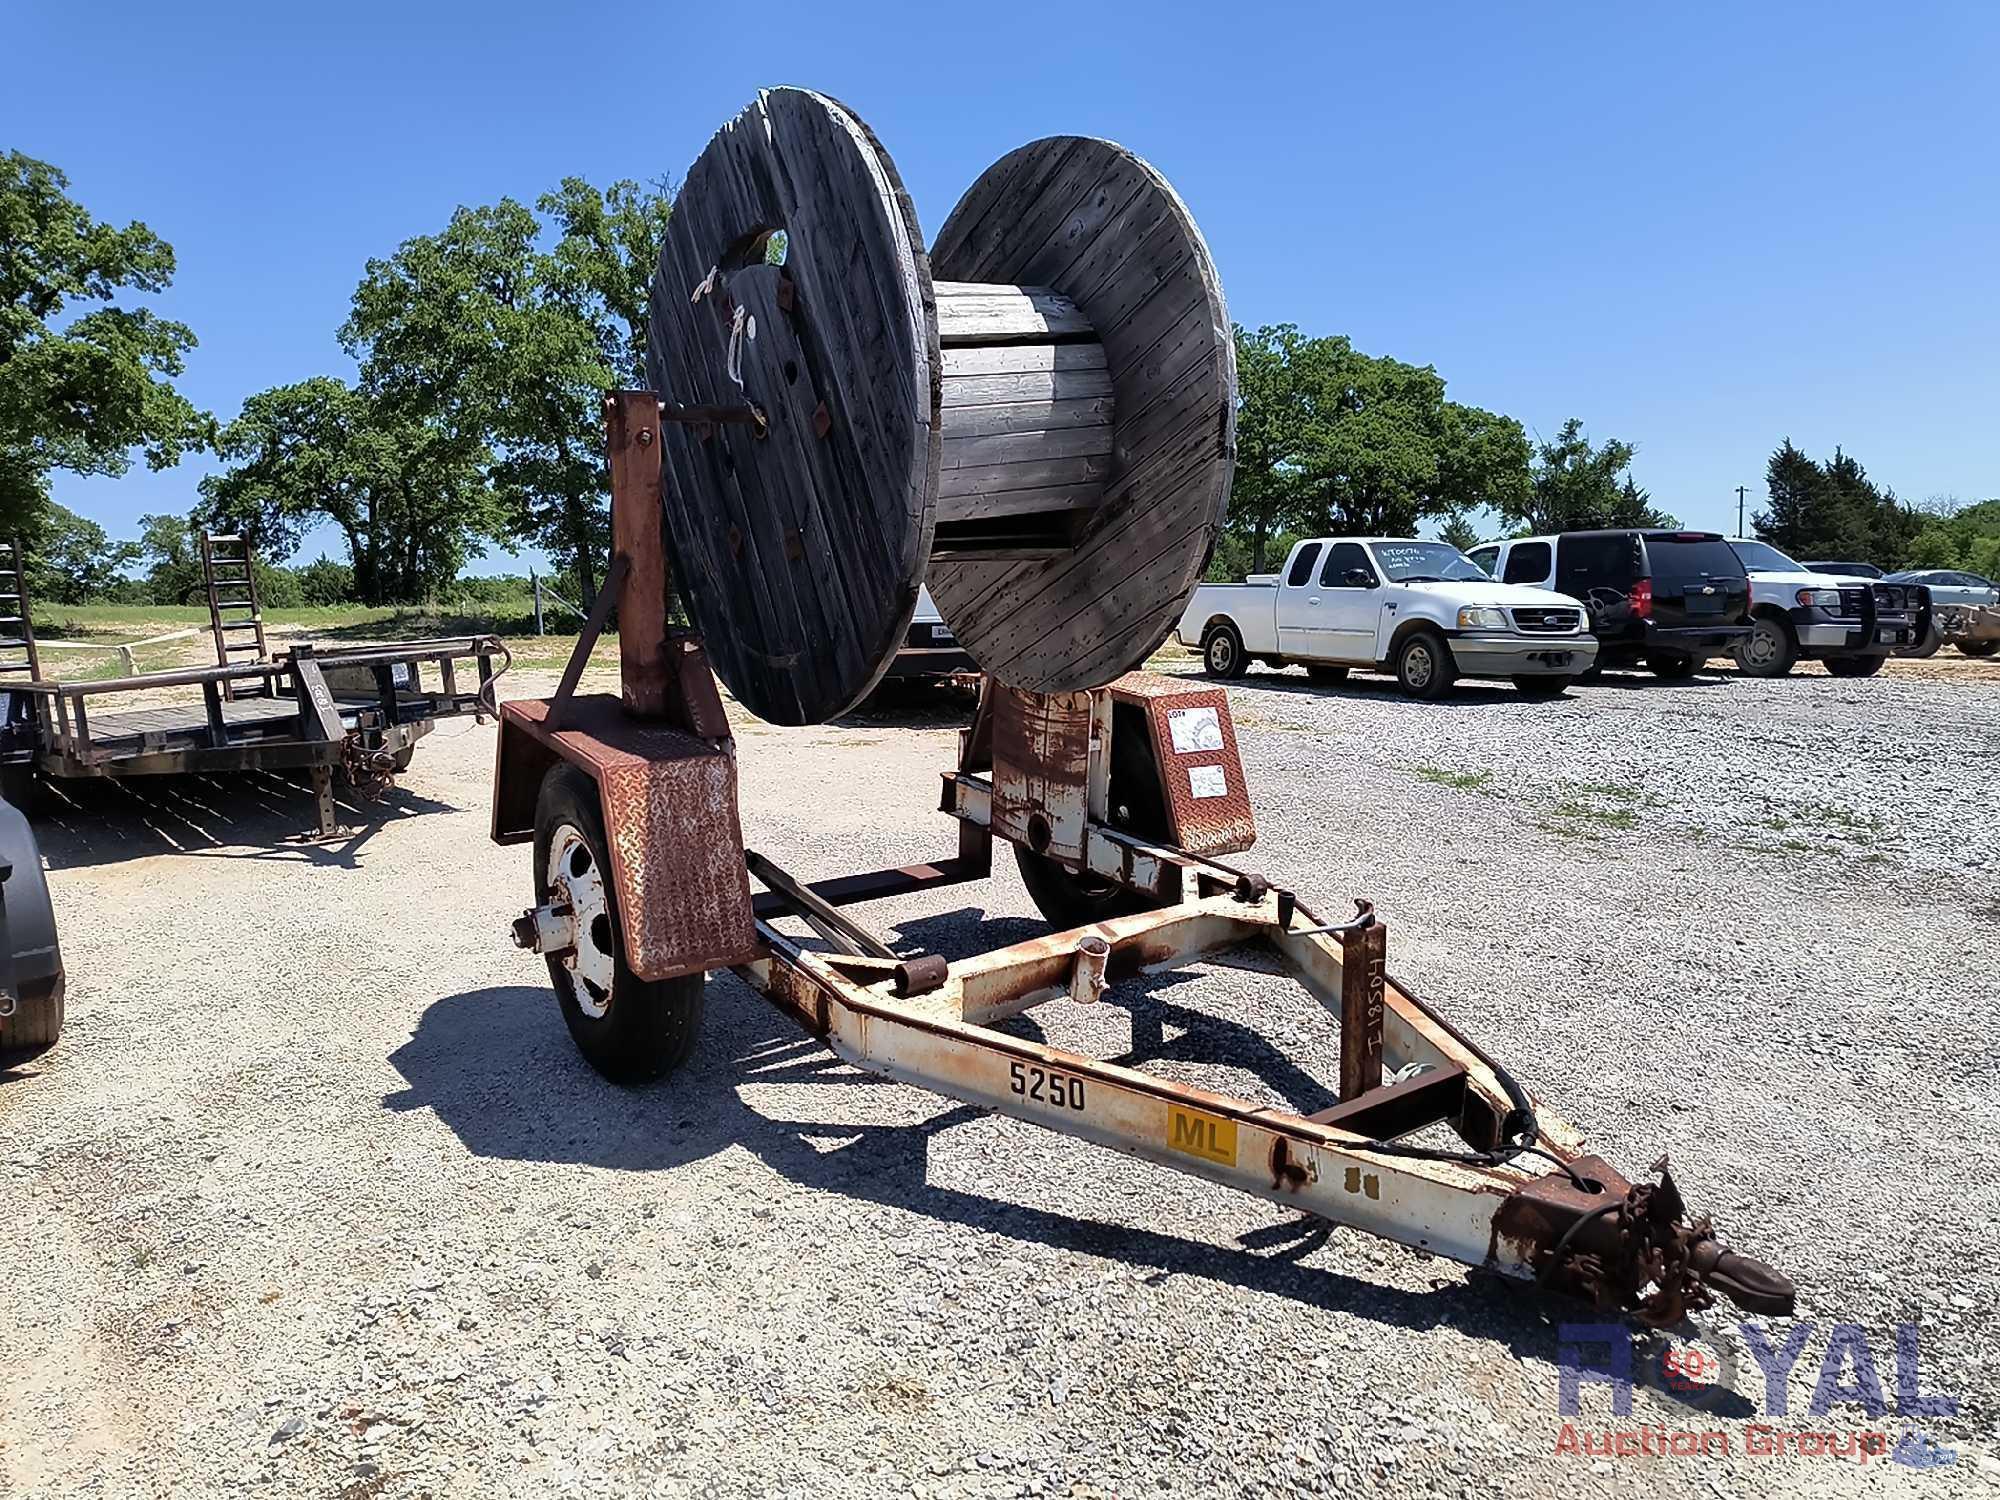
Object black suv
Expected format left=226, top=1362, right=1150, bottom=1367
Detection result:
left=1471, top=530, right=1751, bottom=678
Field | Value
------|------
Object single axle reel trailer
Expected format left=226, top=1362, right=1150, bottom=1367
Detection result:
left=0, top=535, right=511, bottom=836
left=491, top=88, right=1794, bottom=1323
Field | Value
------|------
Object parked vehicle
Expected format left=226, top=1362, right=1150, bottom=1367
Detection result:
left=0, top=792, right=63, bottom=1063
left=1885, top=570, right=1998, bottom=659
left=1723, top=540, right=1927, bottom=678
left=1177, top=537, right=1597, bottom=699
left=1469, top=530, right=1750, bottom=679
left=885, top=586, right=978, bottom=680
left=1801, top=560, right=1884, bottom=579
left=1886, top=569, right=1998, bottom=609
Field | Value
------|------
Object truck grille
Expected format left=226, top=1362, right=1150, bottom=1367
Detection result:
left=1510, top=606, right=1581, bottom=633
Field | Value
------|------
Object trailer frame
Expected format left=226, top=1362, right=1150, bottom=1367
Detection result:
left=491, top=391, right=1795, bottom=1326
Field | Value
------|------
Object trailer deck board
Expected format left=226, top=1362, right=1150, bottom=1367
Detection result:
left=81, top=695, right=390, bottom=752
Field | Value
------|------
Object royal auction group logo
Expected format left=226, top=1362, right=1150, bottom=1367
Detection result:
left=1555, top=1322, right=1960, bottom=1469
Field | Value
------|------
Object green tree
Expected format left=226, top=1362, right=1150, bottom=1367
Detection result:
left=293, top=555, right=355, bottom=606
left=340, top=179, right=674, bottom=605
left=199, top=377, right=496, bottom=603
left=0, top=152, right=209, bottom=543
left=25, top=502, right=138, bottom=603
left=1502, top=419, right=1677, bottom=534
left=1229, top=325, right=1529, bottom=554
left=1437, top=513, right=1483, bottom=553
left=1753, top=441, right=1918, bottom=567
left=136, top=511, right=203, bottom=604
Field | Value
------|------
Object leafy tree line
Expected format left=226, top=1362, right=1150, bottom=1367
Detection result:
left=4, top=147, right=670, bottom=607
left=1753, top=440, right=1996, bottom=575
left=1216, top=325, right=1674, bottom=579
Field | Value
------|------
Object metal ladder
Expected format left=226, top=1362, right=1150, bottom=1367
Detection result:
left=201, top=533, right=269, bottom=699
left=0, top=538, right=42, bottom=687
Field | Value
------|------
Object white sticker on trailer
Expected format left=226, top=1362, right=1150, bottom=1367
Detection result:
left=1167, top=706, right=1222, bottom=754
left=1188, top=764, right=1227, bottom=799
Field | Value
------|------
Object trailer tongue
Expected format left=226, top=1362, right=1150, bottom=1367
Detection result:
left=489, top=88, right=1794, bottom=1325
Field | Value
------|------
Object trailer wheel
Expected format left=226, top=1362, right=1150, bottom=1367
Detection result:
left=1647, top=651, right=1698, bottom=680
left=1958, top=640, right=1999, bottom=658
left=533, top=764, right=704, bottom=1083
left=1823, top=654, right=1886, bottom=678
left=1014, top=845, right=1162, bottom=930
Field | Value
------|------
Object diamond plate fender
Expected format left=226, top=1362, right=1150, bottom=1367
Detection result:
left=492, top=694, right=759, bottom=980
left=1106, top=673, right=1255, bottom=856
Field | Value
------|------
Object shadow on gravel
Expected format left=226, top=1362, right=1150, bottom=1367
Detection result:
left=29, top=769, right=459, bottom=871
left=388, top=917, right=1583, bottom=1356
left=833, top=676, right=980, bottom=729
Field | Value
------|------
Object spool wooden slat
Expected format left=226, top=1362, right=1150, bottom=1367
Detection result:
left=927, top=137, right=1235, bottom=694
left=644, top=95, right=1234, bottom=720
left=643, top=88, right=938, bottom=725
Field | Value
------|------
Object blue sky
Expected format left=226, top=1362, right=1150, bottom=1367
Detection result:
left=8, top=1, right=1996, bottom=570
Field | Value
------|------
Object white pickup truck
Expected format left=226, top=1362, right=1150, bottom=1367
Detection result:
left=1175, top=537, right=1599, bottom=699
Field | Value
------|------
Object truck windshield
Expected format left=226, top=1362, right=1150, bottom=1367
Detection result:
left=1372, top=542, right=1491, bottom=584
left=1728, top=540, right=1803, bottom=573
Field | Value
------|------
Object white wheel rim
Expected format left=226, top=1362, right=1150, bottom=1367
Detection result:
left=1406, top=644, right=1433, bottom=687
left=1212, top=636, right=1233, bottom=670
left=546, top=824, right=615, bottom=1016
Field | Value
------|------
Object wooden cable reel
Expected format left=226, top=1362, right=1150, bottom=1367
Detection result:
left=645, top=88, right=1235, bottom=724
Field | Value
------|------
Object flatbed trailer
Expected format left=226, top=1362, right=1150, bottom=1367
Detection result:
left=0, top=534, right=508, bottom=835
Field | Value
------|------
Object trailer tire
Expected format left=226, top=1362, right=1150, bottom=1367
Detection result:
left=1957, top=639, right=1999, bottom=658
left=1201, top=622, right=1247, bottom=679
left=1647, top=651, right=1699, bottom=680
left=0, top=992, right=62, bottom=1063
left=1014, top=845, right=1162, bottom=930
left=1823, top=654, right=1886, bottom=678
left=0, top=764, right=38, bottom=817
left=533, top=764, right=704, bottom=1084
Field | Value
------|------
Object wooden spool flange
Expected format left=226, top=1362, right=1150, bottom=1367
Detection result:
left=645, top=88, right=1234, bottom=724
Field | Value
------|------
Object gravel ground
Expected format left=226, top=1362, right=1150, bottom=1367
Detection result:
left=2, top=654, right=1996, bottom=1499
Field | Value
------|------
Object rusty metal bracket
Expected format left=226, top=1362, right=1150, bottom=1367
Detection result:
left=547, top=553, right=629, bottom=733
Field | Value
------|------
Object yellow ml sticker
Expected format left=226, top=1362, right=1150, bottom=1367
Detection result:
left=1167, top=1104, right=1238, bottom=1166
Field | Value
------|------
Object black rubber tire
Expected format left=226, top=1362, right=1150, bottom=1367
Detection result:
left=1647, top=651, right=1698, bottom=680
left=1574, top=655, right=1605, bottom=683
left=532, top=764, right=704, bottom=1083
left=0, top=763, right=39, bottom=817
left=0, top=991, right=62, bottom=1063
left=1394, top=630, right=1457, bottom=700
left=1513, top=676, right=1573, bottom=698
left=1901, top=623, right=1942, bottom=659
left=1735, top=615, right=1797, bottom=678
left=1202, top=623, right=1248, bottom=679
left=1823, top=654, right=1887, bottom=678
left=1957, top=640, right=1999, bottom=658
left=391, top=745, right=416, bottom=772
left=1014, top=844, right=1162, bottom=930
left=1306, top=664, right=1349, bottom=684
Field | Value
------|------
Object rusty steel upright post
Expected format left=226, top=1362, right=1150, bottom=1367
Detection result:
left=1339, top=916, right=1387, bottom=1100
left=606, top=391, right=672, bottom=720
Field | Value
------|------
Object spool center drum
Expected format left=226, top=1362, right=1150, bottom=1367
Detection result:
left=645, top=88, right=1234, bottom=725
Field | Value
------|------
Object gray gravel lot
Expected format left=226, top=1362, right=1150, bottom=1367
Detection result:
left=2, top=657, right=1996, bottom=1499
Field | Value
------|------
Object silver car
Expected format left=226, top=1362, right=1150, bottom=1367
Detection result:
left=1886, top=569, right=1999, bottom=608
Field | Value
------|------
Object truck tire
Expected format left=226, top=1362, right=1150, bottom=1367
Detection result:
left=1957, top=640, right=1999, bottom=658
left=1824, top=654, right=1886, bottom=678
left=1514, top=676, right=1572, bottom=698
left=1306, top=664, right=1348, bottom=684
left=1394, top=630, right=1457, bottom=700
left=1202, top=623, right=1248, bottom=679
left=1647, top=651, right=1698, bottom=680
left=1736, top=615, right=1797, bottom=678
left=533, top=764, right=704, bottom=1083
